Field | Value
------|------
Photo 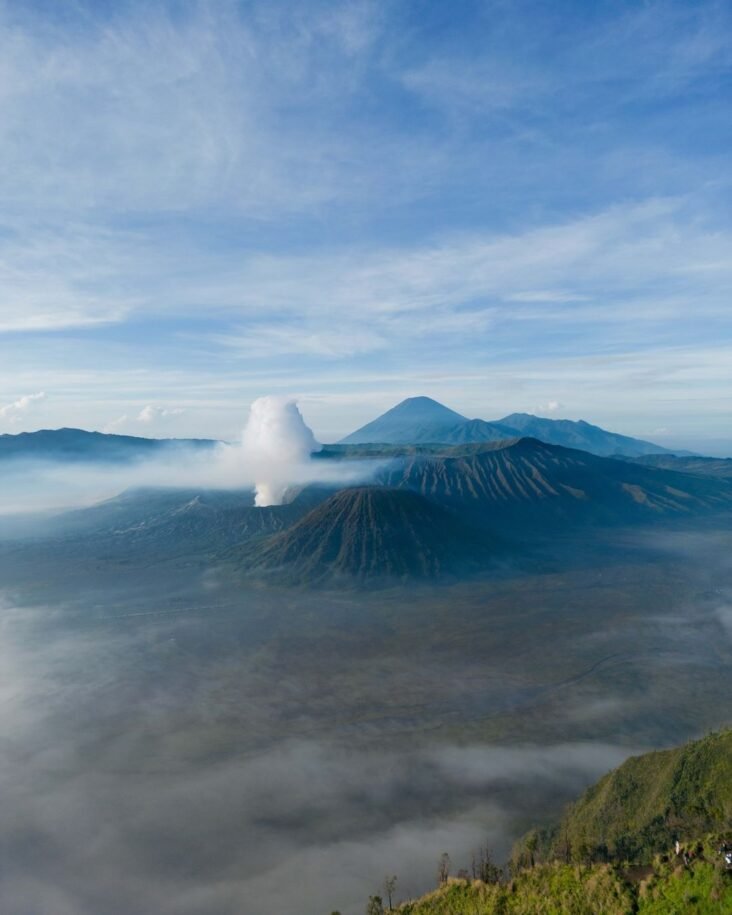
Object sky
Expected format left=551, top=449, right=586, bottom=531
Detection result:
left=0, top=0, right=731, bottom=451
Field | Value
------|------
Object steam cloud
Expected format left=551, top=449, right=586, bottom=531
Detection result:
left=242, top=396, right=321, bottom=506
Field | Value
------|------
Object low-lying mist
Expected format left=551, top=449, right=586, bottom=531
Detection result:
left=1, top=524, right=731, bottom=914
left=0, top=398, right=366, bottom=516
left=0, top=593, right=636, bottom=915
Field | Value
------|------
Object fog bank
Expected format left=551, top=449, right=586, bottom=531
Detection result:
left=0, top=594, right=635, bottom=914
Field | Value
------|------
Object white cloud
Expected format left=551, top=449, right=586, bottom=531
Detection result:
left=6, top=195, right=730, bottom=341
left=0, top=1, right=729, bottom=447
left=102, top=407, right=185, bottom=434
left=0, top=0, right=425, bottom=337
left=194, top=199, right=732, bottom=326
left=213, top=326, right=387, bottom=359
left=137, top=405, right=184, bottom=425
left=0, top=2, right=380, bottom=219
left=0, top=3, right=729, bottom=348
left=102, top=415, right=129, bottom=434
left=537, top=400, right=564, bottom=414
left=0, top=391, right=46, bottom=422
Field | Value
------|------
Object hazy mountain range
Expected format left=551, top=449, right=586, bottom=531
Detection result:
left=3, top=396, right=730, bottom=587
left=17, top=439, right=732, bottom=588
left=0, top=396, right=679, bottom=464
left=340, top=396, right=673, bottom=457
left=632, top=452, right=732, bottom=479
left=236, top=439, right=732, bottom=583
left=0, top=427, right=217, bottom=463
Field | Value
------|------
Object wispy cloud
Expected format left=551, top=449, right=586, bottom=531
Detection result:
left=101, top=405, right=186, bottom=435
left=0, top=225, right=141, bottom=332
left=137, top=405, right=184, bottom=425
left=536, top=400, right=563, bottom=415
left=0, top=391, right=46, bottom=422
left=0, top=0, right=388, bottom=219
left=177, top=198, right=732, bottom=363
left=0, top=0, right=730, bottom=444
left=211, top=325, right=388, bottom=359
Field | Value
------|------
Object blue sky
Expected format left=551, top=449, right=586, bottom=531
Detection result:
left=0, top=0, right=731, bottom=450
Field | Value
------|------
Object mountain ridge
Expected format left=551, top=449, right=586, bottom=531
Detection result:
left=341, top=396, right=672, bottom=457
left=0, top=427, right=219, bottom=463
left=25, top=438, right=732, bottom=573
left=374, top=436, right=732, bottom=530
left=631, top=453, right=732, bottom=479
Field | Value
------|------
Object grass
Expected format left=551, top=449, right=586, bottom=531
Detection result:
left=396, top=837, right=732, bottom=914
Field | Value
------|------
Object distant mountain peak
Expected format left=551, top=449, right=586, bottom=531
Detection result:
left=377, top=396, right=467, bottom=421
left=340, top=396, right=502, bottom=445
left=341, top=399, right=669, bottom=456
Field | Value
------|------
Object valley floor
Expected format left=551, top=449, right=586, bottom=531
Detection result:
left=0, top=520, right=730, bottom=913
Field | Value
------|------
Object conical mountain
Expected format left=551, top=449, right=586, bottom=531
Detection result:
left=340, top=396, right=510, bottom=445
left=234, top=486, right=495, bottom=585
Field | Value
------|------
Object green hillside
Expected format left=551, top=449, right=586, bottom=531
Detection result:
left=395, top=842, right=732, bottom=915
left=361, top=730, right=732, bottom=915
left=519, top=728, right=732, bottom=867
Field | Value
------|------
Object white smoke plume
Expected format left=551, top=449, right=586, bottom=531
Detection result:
left=242, top=396, right=321, bottom=506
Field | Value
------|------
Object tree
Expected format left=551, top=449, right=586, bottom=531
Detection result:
left=524, top=831, right=539, bottom=869
left=437, top=851, right=451, bottom=886
left=383, top=875, right=397, bottom=911
left=577, top=840, right=593, bottom=866
left=366, top=895, right=385, bottom=915
left=472, top=843, right=502, bottom=883
left=555, top=824, right=572, bottom=864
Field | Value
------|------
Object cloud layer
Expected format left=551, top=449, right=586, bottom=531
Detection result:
left=0, top=594, right=636, bottom=915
